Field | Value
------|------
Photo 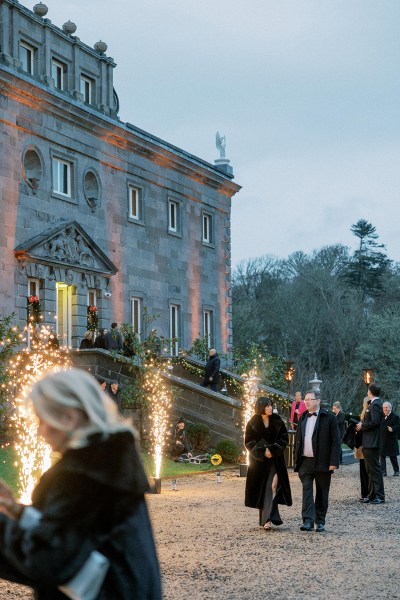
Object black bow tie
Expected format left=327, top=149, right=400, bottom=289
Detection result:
left=309, top=413, right=317, bottom=417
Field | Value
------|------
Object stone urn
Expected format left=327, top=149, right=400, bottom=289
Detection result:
left=33, top=2, right=48, bottom=16
left=62, top=20, right=77, bottom=34
left=94, top=40, right=108, bottom=54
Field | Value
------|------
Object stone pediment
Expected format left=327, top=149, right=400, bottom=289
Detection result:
left=14, top=221, right=118, bottom=276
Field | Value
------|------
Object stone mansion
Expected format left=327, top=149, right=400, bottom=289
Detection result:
left=0, top=0, right=241, bottom=352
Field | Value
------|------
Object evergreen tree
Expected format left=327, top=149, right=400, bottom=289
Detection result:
left=344, top=219, right=391, bottom=296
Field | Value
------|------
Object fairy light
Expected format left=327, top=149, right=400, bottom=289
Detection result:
left=242, top=367, right=261, bottom=465
left=143, top=359, right=172, bottom=479
left=7, top=325, right=71, bottom=503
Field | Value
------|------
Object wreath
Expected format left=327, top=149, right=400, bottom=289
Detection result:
left=27, top=295, right=42, bottom=325
left=87, top=305, right=98, bottom=332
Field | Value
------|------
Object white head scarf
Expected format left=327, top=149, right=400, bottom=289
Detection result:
left=30, top=368, right=135, bottom=449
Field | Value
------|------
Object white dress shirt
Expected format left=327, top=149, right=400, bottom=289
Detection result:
left=303, top=409, right=320, bottom=457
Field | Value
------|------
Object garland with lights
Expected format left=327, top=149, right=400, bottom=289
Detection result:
left=26, top=295, right=42, bottom=326
left=87, top=305, right=98, bottom=332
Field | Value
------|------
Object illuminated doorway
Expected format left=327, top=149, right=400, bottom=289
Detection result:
left=56, top=283, right=72, bottom=347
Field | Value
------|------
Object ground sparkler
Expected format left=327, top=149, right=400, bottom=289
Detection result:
left=242, top=368, right=261, bottom=465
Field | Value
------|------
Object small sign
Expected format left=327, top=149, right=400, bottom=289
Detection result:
left=211, top=454, right=222, bottom=466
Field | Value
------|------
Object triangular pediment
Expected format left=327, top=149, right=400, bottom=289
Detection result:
left=15, top=221, right=118, bottom=275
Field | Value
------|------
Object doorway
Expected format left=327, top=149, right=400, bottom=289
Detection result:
left=56, top=283, right=72, bottom=347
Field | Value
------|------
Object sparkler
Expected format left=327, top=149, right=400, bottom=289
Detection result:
left=7, top=325, right=71, bottom=503
left=143, top=359, right=172, bottom=482
left=242, top=367, right=261, bottom=468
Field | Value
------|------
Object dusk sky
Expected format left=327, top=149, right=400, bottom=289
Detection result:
left=26, top=0, right=400, bottom=266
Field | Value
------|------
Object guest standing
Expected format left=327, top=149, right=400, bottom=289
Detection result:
left=94, top=328, right=107, bottom=349
left=356, top=382, right=385, bottom=504
left=0, top=368, right=161, bottom=599
left=245, top=397, right=292, bottom=530
left=290, top=391, right=306, bottom=430
left=380, top=401, right=400, bottom=477
left=79, top=330, right=94, bottom=349
left=294, top=390, right=340, bottom=532
left=104, top=322, right=123, bottom=352
left=200, top=349, right=221, bottom=392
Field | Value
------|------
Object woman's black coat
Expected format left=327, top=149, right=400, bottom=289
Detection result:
left=244, top=414, right=292, bottom=509
left=0, top=431, right=161, bottom=599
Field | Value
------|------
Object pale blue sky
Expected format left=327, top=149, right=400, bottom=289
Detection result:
left=25, top=1, right=400, bottom=265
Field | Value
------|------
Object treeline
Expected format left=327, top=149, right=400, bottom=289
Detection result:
left=232, top=220, right=400, bottom=411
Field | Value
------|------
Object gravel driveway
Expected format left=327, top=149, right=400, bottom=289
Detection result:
left=2, top=463, right=399, bottom=599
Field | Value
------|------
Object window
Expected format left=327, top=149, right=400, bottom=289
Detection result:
left=20, top=42, right=34, bottom=74
left=202, top=212, right=213, bottom=244
left=169, top=304, right=181, bottom=356
left=168, top=199, right=182, bottom=234
left=28, top=278, right=39, bottom=298
left=87, top=289, right=96, bottom=307
left=203, top=309, right=214, bottom=348
left=128, top=186, right=142, bottom=221
left=80, top=75, right=93, bottom=104
left=131, top=297, right=142, bottom=338
left=51, top=58, right=66, bottom=90
left=52, top=157, right=72, bottom=197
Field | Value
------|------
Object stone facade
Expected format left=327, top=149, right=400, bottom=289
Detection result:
left=0, top=0, right=240, bottom=351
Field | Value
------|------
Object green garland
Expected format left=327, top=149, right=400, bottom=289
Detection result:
left=87, top=305, right=98, bottom=332
left=27, top=295, right=42, bottom=325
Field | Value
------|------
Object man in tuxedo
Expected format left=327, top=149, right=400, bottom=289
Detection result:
left=380, top=401, right=400, bottom=477
left=356, top=382, right=385, bottom=503
left=294, top=390, right=340, bottom=532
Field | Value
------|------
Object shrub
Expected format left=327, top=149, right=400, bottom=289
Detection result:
left=186, top=423, right=212, bottom=451
left=121, top=382, right=149, bottom=410
left=215, top=439, right=241, bottom=464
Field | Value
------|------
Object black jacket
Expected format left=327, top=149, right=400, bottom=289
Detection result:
left=0, top=432, right=161, bottom=599
left=380, top=411, right=400, bottom=456
left=204, top=354, right=221, bottom=383
left=294, top=408, right=341, bottom=472
left=244, top=414, right=292, bottom=510
left=361, top=398, right=383, bottom=449
left=335, top=411, right=346, bottom=439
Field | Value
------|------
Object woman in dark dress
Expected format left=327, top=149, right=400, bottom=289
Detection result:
left=245, top=396, right=292, bottom=530
left=0, top=368, right=161, bottom=599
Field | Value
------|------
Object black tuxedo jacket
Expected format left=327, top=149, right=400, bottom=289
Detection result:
left=361, top=398, right=383, bottom=449
left=294, top=408, right=340, bottom=472
left=380, top=411, right=400, bottom=456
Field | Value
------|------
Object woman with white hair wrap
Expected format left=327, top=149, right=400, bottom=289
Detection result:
left=0, top=368, right=161, bottom=600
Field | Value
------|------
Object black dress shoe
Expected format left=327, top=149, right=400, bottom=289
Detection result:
left=370, top=498, right=385, bottom=504
left=393, top=472, right=399, bottom=477
left=300, top=523, right=313, bottom=531
left=359, top=497, right=370, bottom=503
left=315, top=524, right=325, bottom=532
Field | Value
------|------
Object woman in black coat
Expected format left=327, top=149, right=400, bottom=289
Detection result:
left=0, top=368, right=161, bottom=600
left=245, top=397, right=292, bottom=530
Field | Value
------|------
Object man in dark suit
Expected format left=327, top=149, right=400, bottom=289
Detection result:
left=200, top=349, right=221, bottom=392
left=380, top=401, right=400, bottom=477
left=356, top=382, right=385, bottom=503
left=294, top=390, right=340, bottom=532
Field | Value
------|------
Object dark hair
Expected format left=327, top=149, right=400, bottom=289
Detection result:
left=97, top=378, right=106, bottom=385
left=305, top=390, right=321, bottom=401
left=177, top=417, right=185, bottom=425
left=255, top=396, right=273, bottom=415
left=98, top=328, right=105, bottom=335
left=368, top=382, right=381, bottom=397
left=111, top=322, right=118, bottom=329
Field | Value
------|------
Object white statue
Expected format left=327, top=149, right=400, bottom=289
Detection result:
left=215, top=131, right=226, bottom=159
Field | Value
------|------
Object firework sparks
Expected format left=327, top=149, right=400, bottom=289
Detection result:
left=7, top=326, right=71, bottom=503
left=144, top=360, right=172, bottom=479
left=242, top=368, right=261, bottom=465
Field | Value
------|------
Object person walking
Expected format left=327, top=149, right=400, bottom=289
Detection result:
left=245, top=397, right=292, bottom=530
left=0, top=368, right=161, bottom=599
left=200, top=348, right=220, bottom=392
left=294, top=389, right=341, bottom=532
left=332, top=401, right=346, bottom=463
left=380, top=401, right=400, bottom=477
left=104, top=322, right=123, bottom=352
left=356, top=382, right=385, bottom=504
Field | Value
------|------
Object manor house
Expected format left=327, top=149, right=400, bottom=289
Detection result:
left=0, top=0, right=240, bottom=351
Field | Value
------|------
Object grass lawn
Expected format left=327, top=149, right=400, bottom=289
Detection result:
left=0, top=446, right=233, bottom=496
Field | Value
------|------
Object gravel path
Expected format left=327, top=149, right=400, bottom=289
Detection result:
left=2, top=463, right=399, bottom=599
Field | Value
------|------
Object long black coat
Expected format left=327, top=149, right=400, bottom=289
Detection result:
left=380, top=411, right=400, bottom=456
left=294, top=408, right=340, bottom=472
left=0, top=432, right=161, bottom=599
left=335, top=411, right=346, bottom=439
left=361, top=398, right=383, bottom=448
left=244, top=414, right=292, bottom=509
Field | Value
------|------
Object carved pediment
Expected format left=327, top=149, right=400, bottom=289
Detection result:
left=14, top=221, right=118, bottom=276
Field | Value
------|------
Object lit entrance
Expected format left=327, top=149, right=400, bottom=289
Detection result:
left=56, top=283, right=72, bottom=347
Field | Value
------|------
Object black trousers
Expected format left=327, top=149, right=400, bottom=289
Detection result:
left=380, top=454, right=399, bottom=475
left=298, top=457, right=332, bottom=526
left=359, top=459, right=369, bottom=499
left=363, top=447, right=385, bottom=500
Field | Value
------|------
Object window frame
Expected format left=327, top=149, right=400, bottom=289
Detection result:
left=20, top=41, right=35, bottom=75
left=131, top=297, right=142, bottom=339
left=203, top=309, right=214, bottom=349
left=28, top=278, right=40, bottom=298
left=168, top=198, right=182, bottom=236
left=80, top=74, right=93, bottom=104
left=202, top=211, right=214, bottom=245
left=51, top=58, right=66, bottom=91
left=52, top=156, right=72, bottom=198
left=127, top=184, right=144, bottom=224
left=169, top=303, right=181, bottom=356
